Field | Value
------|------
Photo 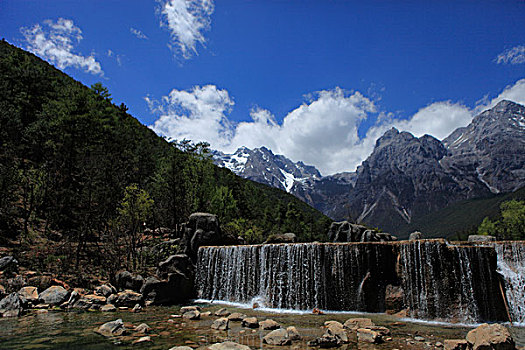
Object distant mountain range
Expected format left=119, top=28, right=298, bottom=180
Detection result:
left=213, top=100, right=525, bottom=237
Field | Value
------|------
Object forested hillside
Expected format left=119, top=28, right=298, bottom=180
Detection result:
left=0, top=40, right=331, bottom=277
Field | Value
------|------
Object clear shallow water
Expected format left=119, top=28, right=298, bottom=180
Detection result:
left=1, top=304, right=524, bottom=349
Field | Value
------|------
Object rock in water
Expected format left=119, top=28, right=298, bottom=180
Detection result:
left=444, top=339, right=469, bottom=350
left=259, top=319, right=280, bottom=330
left=343, top=318, right=375, bottom=330
left=324, top=321, right=348, bottom=344
left=226, top=312, right=245, bottom=321
left=241, top=316, right=258, bottom=328
left=286, top=326, right=301, bottom=341
left=214, top=308, right=230, bottom=316
left=114, top=290, right=142, bottom=307
left=211, top=317, right=229, bottom=330
left=100, top=304, right=116, bottom=312
left=39, top=286, right=69, bottom=305
left=357, top=328, right=383, bottom=344
left=466, top=323, right=515, bottom=350
left=207, top=342, right=251, bottom=350
left=0, top=292, right=25, bottom=317
left=134, top=323, right=151, bottom=334
left=96, top=319, right=127, bottom=337
left=263, top=328, right=291, bottom=346
left=182, top=310, right=200, bottom=320
left=409, top=231, right=423, bottom=240
left=0, top=256, right=18, bottom=274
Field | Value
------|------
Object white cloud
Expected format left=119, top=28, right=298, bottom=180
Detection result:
left=106, top=49, right=123, bottom=66
left=148, top=79, right=525, bottom=175
left=21, top=18, right=102, bottom=75
left=130, top=27, right=148, bottom=40
left=148, top=85, right=234, bottom=148
left=496, top=45, right=525, bottom=65
left=157, top=0, right=214, bottom=59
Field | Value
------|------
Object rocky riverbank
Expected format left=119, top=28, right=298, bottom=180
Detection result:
left=0, top=302, right=523, bottom=349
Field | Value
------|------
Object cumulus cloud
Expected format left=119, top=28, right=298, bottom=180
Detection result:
left=496, top=45, right=525, bottom=65
left=21, top=18, right=102, bottom=75
left=157, top=0, right=214, bottom=59
left=148, top=85, right=234, bottom=148
left=130, top=27, right=148, bottom=40
left=148, top=79, right=525, bottom=175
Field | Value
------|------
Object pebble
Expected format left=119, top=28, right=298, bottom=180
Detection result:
left=414, top=336, right=425, bottom=342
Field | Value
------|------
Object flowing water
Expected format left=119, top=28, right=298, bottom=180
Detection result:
left=197, top=240, right=511, bottom=323
left=495, top=241, right=525, bottom=324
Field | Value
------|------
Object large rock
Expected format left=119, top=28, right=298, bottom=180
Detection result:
left=0, top=292, right=25, bottom=317
left=140, top=272, right=194, bottom=305
left=324, top=321, right=348, bottom=344
left=207, top=342, right=251, bottom=350
left=95, top=319, right=127, bottom=337
left=357, top=328, right=383, bottom=344
left=114, top=290, right=142, bottom=307
left=444, top=339, right=469, bottom=350
left=211, top=317, right=229, bottom=330
left=39, top=286, right=69, bottom=305
left=94, top=284, right=115, bottom=297
left=259, top=319, right=280, bottom=330
left=182, top=213, right=238, bottom=258
left=343, top=318, right=375, bottom=330
left=157, top=254, right=192, bottom=279
left=409, top=231, right=423, bottom=240
left=286, top=326, right=301, bottom=341
left=328, top=221, right=396, bottom=242
left=227, top=312, right=245, bottom=321
left=264, top=233, right=297, bottom=244
left=0, top=256, right=18, bottom=275
left=466, top=323, right=515, bottom=350
left=242, top=316, right=259, bottom=328
left=114, top=271, right=144, bottom=292
left=263, top=328, right=291, bottom=346
left=18, top=286, right=39, bottom=303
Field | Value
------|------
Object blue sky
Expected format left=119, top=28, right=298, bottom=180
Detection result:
left=1, top=1, right=524, bottom=174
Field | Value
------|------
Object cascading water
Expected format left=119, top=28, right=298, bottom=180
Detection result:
left=495, top=242, right=525, bottom=323
left=196, top=240, right=508, bottom=323
left=398, top=240, right=505, bottom=322
left=196, top=243, right=397, bottom=312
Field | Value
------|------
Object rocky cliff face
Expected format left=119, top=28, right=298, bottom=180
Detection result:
left=213, top=100, right=525, bottom=234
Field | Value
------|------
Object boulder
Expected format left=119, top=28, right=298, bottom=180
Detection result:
left=101, top=304, right=117, bottom=312
left=114, top=290, right=142, bottom=307
left=409, top=231, right=423, bottom=240
left=227, top=312, right=245, bottom=321
left=363, top=326, right=390, bottom=336
left=96, top=319, right=127, bottom=337
left=215, top=308, right=230, bottom=316
left=180, top=305, right=201, bottom=313
left=132, top=303, right=142, bottom=312
left=95, top=284, right=115, bottom=297
left=114, top=271, right=144, bottom=292
left=141, top=272, right=194, bottom=305
left=466, top=323, right=515, bottom=350
left=18, top=286, right=39, bottom=303
left=264, top=233, right=297, bottom=244
left=182, top=213, right=239, bottom=258
left=0, top=256, right=18, bottom=275
left=444, top=339, right=469, bottom=350
left=286, top=326, right=301, bottom=341
left=207, top=342, right=251, bottom=350
left=327, top=221, right=395, bottom=242
left=468, top=235, right=496, bottom=242
left=343, top=317, right=375, bottom=330
left=263, top=328, right=291, bottom=346
left=0, top=292, right=25, bottom=317
left=182, top=310, right=200, bottom=320
left=242, top=316, right=259, bottom=328
left=259, top=319, right=280, bottom=330
left=325, top=321, right=348, bottom=343
left=317, top=334, right=340, bottom=348
left=357, top=328, right=383, bottom=344
left=211, top=317, right=229, bottom=330
left=157, top=254, right=192, bottom=279
left=39, top=286, right=69, bottom=305
left=134, top=323, right=151, bottom=334
left=0, top=285, right=6, bottom=299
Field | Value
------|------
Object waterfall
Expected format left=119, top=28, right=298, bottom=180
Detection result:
left=398, top=240, right=505, bottom=322
left=495, top=242, right=525, bottom=323
left=196, top=240, right=508, bottom=322
left=196, top=243, right=397, bottom=312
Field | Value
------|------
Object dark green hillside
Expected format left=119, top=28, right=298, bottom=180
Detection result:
left=0, top=40, right=331, bottom=275
left=396, top=187, right=525, bottom=239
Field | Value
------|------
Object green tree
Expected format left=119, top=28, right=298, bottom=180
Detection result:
left=477, top=217, right=498, bottom=237
left=210, top=186, right=238, bottom=223
left=117, top=184, right=153, bottom=270
left=500, top=200, right=525, bottom=240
